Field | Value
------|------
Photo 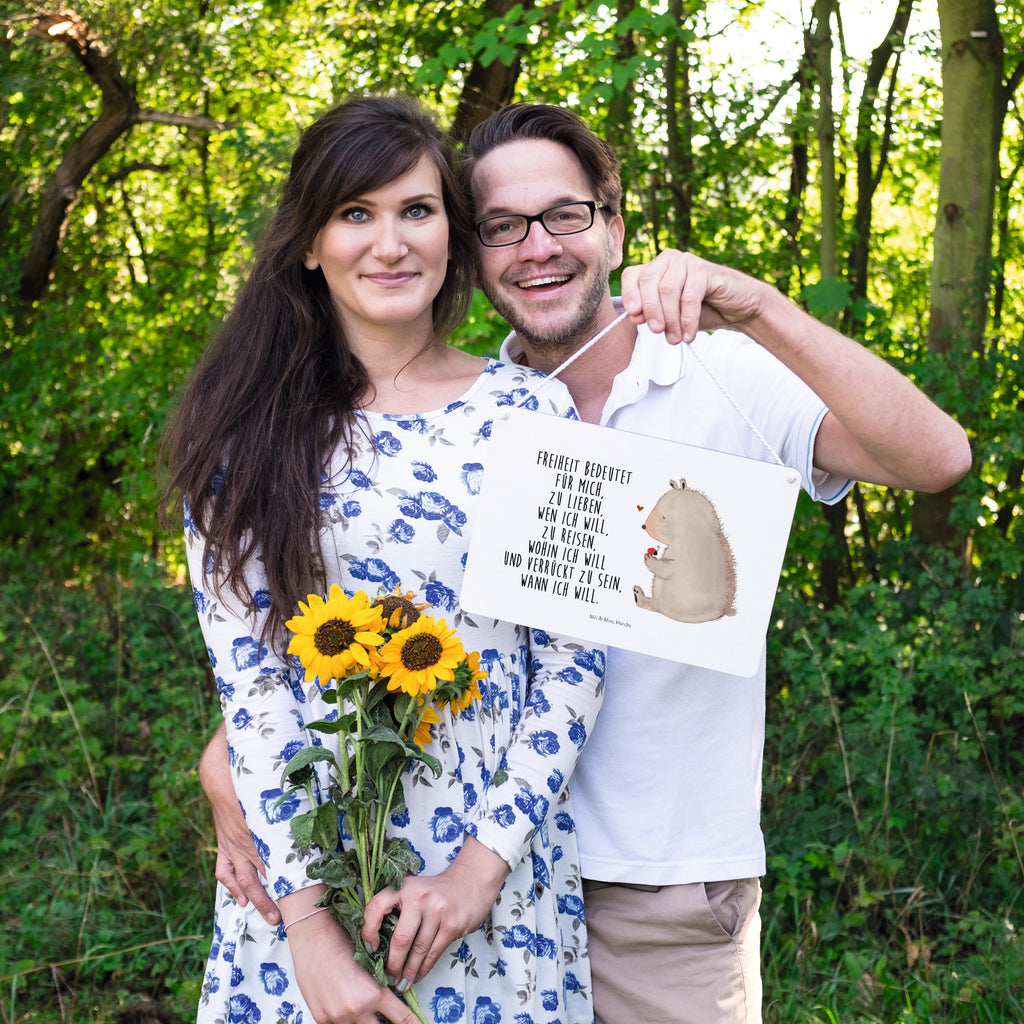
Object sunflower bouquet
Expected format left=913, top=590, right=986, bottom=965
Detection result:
left=278, top=583, right=484, bottom=1018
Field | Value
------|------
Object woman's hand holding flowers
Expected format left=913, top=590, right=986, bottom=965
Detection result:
left=361, top=836, right=512, bottom=992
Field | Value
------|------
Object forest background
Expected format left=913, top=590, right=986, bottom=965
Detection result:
left=1, top=0, right=1021, bottom=1021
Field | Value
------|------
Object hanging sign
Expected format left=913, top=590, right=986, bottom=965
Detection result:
left=461, top=408, right=801, bottom=676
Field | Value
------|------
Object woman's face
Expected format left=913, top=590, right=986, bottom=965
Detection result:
left=304, top=154, right=450, bottom=339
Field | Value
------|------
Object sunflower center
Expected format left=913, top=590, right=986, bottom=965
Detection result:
left=376, top=595, right=421, bottom=629
left=400, top=633, right=444, bottom=670
left=314, top=618, right=357, bottom=655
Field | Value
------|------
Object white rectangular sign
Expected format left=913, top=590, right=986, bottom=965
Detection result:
left=461, top=409, right=801, bottom=677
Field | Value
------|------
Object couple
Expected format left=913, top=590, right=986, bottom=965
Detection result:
left=170, top=97, right=970, bottom=1024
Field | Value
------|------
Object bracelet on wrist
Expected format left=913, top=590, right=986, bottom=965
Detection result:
left=283, top=906, right=329, bottom=932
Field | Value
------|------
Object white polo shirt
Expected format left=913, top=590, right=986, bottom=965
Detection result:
left=500, top=308, right=851, bottom=884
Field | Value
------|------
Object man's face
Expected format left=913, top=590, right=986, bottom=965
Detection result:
left=470, top=138, right=624, bottom=353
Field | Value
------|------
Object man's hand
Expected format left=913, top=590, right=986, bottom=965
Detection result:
left=199, top=723, right=282, bottom=926
left=620, top=249, right=763, bottom=344
left=361, top=836, right=510, bottom=991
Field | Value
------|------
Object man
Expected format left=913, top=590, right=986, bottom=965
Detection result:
left=201, top=104, right=971, bottom=1023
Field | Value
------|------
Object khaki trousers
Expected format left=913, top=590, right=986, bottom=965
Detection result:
left=582, top=878, right=762, bottom=1024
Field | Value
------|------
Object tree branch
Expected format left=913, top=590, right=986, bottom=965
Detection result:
left=18, top=8, right=236, bottom=301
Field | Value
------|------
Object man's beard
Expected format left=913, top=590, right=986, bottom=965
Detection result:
left=482, top=260, right=611, bottom=355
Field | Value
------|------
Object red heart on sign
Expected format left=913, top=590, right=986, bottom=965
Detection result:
left=636, top=505, right=644, bottom=511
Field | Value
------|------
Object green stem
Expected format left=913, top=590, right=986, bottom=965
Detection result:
left=401, top=985, right=430, bottom=1024
left=351, top=682, right=374, bottom=903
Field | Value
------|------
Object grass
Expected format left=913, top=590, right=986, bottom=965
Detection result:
left=1, top=547, right=1020, bottom=1023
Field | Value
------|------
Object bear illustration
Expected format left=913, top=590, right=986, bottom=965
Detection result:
left=633, top=478, right=737, bottom=623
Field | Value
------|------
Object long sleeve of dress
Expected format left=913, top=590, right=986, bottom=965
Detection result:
left=465, top=630, right=605, bottom=871
left=185, top=510, right=326, bottom=897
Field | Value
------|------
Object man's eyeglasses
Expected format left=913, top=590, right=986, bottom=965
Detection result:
left=474, top=200, right=607, bottom=248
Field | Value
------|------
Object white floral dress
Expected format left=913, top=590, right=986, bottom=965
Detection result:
left=189, top=360, right=605, bottom=1024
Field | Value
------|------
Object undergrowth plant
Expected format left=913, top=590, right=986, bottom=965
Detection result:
left=762, top=528, right=1023, bottom=1024
left=0, top=554, right=216, bottom=1022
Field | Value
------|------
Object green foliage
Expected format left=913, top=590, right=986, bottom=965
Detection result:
left=762, top=537, right=1024, bottom=1023
left=0, top=554, right=216, bottom=1021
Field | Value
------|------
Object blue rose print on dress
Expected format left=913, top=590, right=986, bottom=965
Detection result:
left=557, top=893, right=585, bottom=923
left=528, top=730, right=561, bottom=757
left=573, top=647, right=606, bottom=675
left=395, top=415, right=430, bottom=434
left=531, top=851, right=551, bottom=890
left=253, top=589, right=272, bottom=611
left=545, top=768, right=564, bottom=794
left=431, top=987, right=466, bottom=1023
left=568, top=721, right=587, bottom=750
left=375, top=431, right=403, bottom=456
left=501, top=924, right=535, bottom=952
left=526, top=689, right=551, bottom=715
left=272, top=876, right=293, bottom=897
left=477, top=419, right=493, bottom=441
left=231, top=636, right=265, bottom=672
left=430, top=807, right=463, bottom=844
left=461, top=463, right=485, bottom=495
left=444, top=503, right=468, bottom=531
left=472, top=996, right=502, bottom=1024
left=554, top=811, right=574, bottom=833
left=227, top=993, right=261, bottom=1023
left=347, top=557, right=400, bottom=591
left=534, top=934, right=557, bottom=959
left=389, top=519, right=416, bottom=544
left=194, top=587, right=208, bottom=614
left=558, top=666, right=583, bottom=685
left=492, top=804, right=516, bottom=829
left=541, top=988, right=559, bottom=1011
left=515, top=790, right=549, bottom=825
left=279, top=739, right=304, bottom=762
left=412, top=461, right=437, bottom=482
left=532, top=628, right=550, bottom=647
left=319, top=493, right=336, bottom=510
left=260, top=788, right=299, bottom=824
left=259, top=963, right=289, bottom=997
left=348, top=468, right=374, bottom=489
left=424, top=579, right=458, bottom=611
left=232, top=708, right=251, bottom=730
left=230, top=965, right=244, bottom=986
left=342, top=499, right=362, bottom=518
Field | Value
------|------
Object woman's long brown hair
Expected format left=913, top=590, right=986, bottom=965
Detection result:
left=161, top=96, right=474, bottom=650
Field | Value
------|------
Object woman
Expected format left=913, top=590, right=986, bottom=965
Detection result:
left=163, top=96, right=605, bottom=1024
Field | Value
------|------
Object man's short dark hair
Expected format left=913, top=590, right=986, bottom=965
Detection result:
left=463, top=104, right=622, bottom=217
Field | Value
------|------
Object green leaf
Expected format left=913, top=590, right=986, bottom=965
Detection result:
left=281, top=745, right=337, bottom=788
left=288, top=808, right=319, bottom=849
left=311, top=800, right=341, bottom=850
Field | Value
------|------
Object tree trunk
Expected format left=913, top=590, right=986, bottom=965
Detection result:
left=19, top=10, right=139, bottom=300
left=914, top=0, right=1003, bottom=545
left=806, top=0, right=838, bottom=291
left=450, top=0, right=535, bottom=144
left=664, top=0, right=693, bottom=249
left=848, top=0, right=913, bottom=310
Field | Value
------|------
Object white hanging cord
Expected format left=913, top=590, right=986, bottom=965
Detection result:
left=516, top=311, right=787, bottom=467
left=518, top=311, right=630, bottom=397
left=681, top=342, right=786, bottom=467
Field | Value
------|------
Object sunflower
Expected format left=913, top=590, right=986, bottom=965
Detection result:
left=372, top=585, right=428, bottom=630
left=285, top=584, right=386, bottom=683
left=377, top=615, right=465, bottom=697
left=408, top=701, right=441, bottom=749
left=448, top=650, right=486, bottom=716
